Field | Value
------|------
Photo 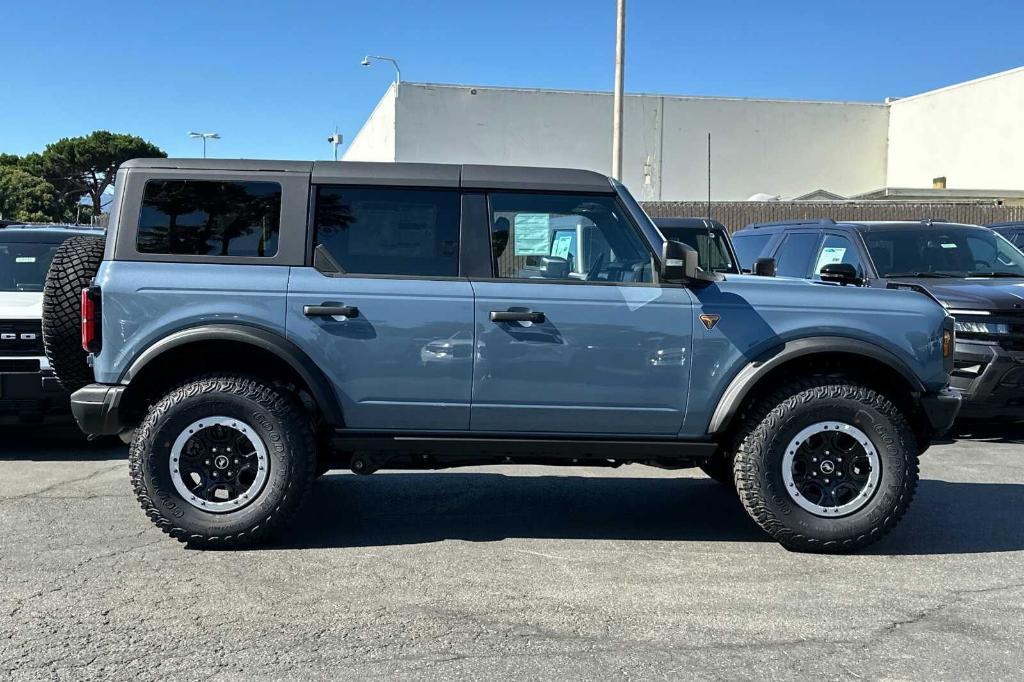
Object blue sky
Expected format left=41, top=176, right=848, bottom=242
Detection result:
left=3, top=0, right=1022, bottom=161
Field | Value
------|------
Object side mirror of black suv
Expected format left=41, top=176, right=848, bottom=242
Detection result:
left=819, top=263, right=863, bottom=286
left=753, top=257, right=776, bottom=277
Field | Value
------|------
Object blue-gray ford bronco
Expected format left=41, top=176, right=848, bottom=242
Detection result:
left=41, top=158, right=960, bottom=552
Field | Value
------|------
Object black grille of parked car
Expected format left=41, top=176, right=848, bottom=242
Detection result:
left=0, top=320, right=45, bottom=356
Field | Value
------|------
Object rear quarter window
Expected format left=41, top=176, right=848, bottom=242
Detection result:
left=136, top=180, right=282, bottom=257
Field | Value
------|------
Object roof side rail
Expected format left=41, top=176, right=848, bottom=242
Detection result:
left=746, top=218, right=837, bottom=229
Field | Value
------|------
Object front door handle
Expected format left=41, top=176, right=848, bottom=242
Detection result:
left=304, top=303, right=359, bottom=318
left=490, top=310, right=545, bottom=323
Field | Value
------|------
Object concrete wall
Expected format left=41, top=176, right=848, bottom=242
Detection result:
left=343, top=83, right=397, bottom=162
left=887, top=67, right=1024, bottom=190
left=347, top=83, right=890, bottom=201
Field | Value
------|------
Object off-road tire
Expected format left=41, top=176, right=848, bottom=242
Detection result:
left=129, top=375, right=317, bottom=548
left=42, top=235, right=105, bottom=392
left=734, top=378, right=918, bottom=553
left=698, top=453, right=735, bottom=487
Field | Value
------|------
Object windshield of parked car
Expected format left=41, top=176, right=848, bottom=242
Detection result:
left=659, top=227, right=737, bottom=273
left=0, top=241, right=61, bottom=292
left=864, top=227, right=1024, bottom=278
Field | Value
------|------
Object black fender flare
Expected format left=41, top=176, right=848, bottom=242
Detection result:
left=120, top=323, right=344, bottom=425
left=706, top=336, right=926, bottom=434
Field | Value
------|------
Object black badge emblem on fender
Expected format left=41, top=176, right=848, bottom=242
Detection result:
left=699, top=313, right=720, bottom=330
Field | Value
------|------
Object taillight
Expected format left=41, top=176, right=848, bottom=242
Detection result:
left=81, top=285, right=102, bottom=354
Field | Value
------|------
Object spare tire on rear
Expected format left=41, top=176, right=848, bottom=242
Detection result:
left=42, top=235, right=105, bottom=392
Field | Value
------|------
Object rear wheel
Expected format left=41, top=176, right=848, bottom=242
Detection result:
left=42, top=235, right=105, bottom=392
left=734, top=378, right=918, bottom=553
left=129, top=375, right=316, bottom=548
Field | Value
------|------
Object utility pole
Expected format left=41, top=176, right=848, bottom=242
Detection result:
left=611, top=0, right=626, bottom=180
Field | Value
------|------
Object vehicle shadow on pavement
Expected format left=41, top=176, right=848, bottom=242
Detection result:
left=278, top=473, right=769, bottom=548
left=951, top=421, right=1024, bottom=445
left=873, top=479, right=1024, bottom=556
left=275, top=472, right=1024, bottom=555
left=0, top=425, right=127, bottom=461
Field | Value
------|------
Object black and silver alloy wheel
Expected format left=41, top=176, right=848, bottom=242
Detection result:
left=170, top=417, right=270, bottom=513
left=734, top=378, right=919, bottom=553
left=130, top=375, right=317, bottom=548
left=782, top=421, right=880, bottom=517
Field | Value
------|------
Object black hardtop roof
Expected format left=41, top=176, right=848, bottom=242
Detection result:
left=0, top=224, right=104, bottom=243
left=738, top=219, right=985, bottom=233
left=654, top=217, right=728, bottom=231
left=119, top=158, right=615, bottom=194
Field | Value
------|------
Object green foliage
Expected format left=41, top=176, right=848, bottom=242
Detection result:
left=1, top=130, right=166, bottom=223
left=40, top=131, right=167, bottom=213
left=0, top=167, right=61, bottom=222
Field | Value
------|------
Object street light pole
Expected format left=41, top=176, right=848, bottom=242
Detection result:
left=188, top=132, right=220, bottom=158
left=611, top=0, right=626, bottom=180
left=361, top=55, right=401, bottom=84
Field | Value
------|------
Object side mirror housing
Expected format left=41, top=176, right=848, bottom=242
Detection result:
left=753, top=257, right=776, bottom=277
left=661, top=240, right=721, bottom=284
left=819, top=262, right=863, bottom=286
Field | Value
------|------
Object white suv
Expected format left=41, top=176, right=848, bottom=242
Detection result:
left=0, top=224, right=103, bottom=424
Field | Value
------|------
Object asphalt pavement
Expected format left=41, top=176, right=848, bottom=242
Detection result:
left=1, top=423, right=1023, bottom=680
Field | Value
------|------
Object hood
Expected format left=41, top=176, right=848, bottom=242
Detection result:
left=885, top=277, right=1024, bottom=311
left=0, top=292, right=43, bottom=320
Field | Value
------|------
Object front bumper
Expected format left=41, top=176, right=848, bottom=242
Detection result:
left=70, top=384, right=126, bottom=435
left=950, top=339, right=1024, bottom=421
left=0, top=358, right=70, bottom=424
left=920, top=387, right=961, bottom=437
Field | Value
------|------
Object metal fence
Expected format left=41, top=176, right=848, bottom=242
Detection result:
left=640, top=201, right=1024, bottom=232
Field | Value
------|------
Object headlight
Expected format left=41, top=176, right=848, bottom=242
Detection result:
left=954, top=320, right=1010, bottom=334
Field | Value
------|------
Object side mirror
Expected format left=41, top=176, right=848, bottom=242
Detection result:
left=819, top=262, right=863, bottom=286
left=753, top=258, right=776, bottom=277
left=661, top=239, right=695, bottom=281
left=538, top=256, right=570, bottom=279
left=661, top=240, right=720, bottom=283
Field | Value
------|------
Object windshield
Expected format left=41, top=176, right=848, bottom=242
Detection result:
left=660, top=227, right=737, bottom=272
left=864, top=227, right=1024, bottom=278
left=0, top=242, right=61, bottom=292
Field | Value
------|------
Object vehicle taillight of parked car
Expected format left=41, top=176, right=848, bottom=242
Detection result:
left=80, top=286, right=101, bottom=353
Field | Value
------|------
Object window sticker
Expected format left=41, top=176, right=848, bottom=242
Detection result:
left=514, top=214, right=551, bottom=255
left=815, top=246, right=846, bottom=273
left=551, top=234, right=574, bottom=259
left=15, top=257, right=37, bottom=264
left=941, top=243, right=958, bottom=249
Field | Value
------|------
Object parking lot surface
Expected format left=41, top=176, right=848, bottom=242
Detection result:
left=1, top=425, right=1023, bottom=680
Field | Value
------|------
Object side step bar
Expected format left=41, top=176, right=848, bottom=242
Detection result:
left=330, top=432, right=718, bottom=460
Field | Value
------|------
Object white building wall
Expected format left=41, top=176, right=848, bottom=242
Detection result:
left=347, top=83, right=889, bottom=201
left=343, top=83, right=397, bottom=162
left=887, top=67, right=1024, bottom=190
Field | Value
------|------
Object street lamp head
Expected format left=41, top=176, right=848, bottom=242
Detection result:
left=360, top=56, right=371, bottom=67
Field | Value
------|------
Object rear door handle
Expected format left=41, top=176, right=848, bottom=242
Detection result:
left=304, top=304, right=359, bottom=318
left=490, top=310, right=545, bottom=323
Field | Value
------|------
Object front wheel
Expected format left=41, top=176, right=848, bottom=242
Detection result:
left=129, top=376, right=316, bottom=548
left=734, top=378, right=918, bottom=553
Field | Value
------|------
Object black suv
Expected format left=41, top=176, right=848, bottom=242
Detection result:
left=0, top=224, right=104, bottom=424
left=987, top=222, right=1024, bottom=250
left=732, top=219, right=1024, bottom=421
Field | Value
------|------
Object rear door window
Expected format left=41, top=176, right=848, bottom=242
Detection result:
left=775, top=232, right=822, bottom=279
left=137, top=180, right=282, bottom=257
left=314, top=186, right=461, bottom=277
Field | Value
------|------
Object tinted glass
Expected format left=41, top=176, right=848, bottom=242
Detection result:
left=315, top=186, right=460, bottom=277
left=813, top=234, right=864, bottom=278
left=775, top=233, right=821, bottom=278
left=137, top=180, right=281, bottom=257
left=660, top=227, right=736, bottom=272
left=864, top=227, right=1024, bottom=277
left=732, top=233, right=771, bottom=270
left=0, top=242, right=60, bottom=292
left=489, top=193, right=652, bottom=283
